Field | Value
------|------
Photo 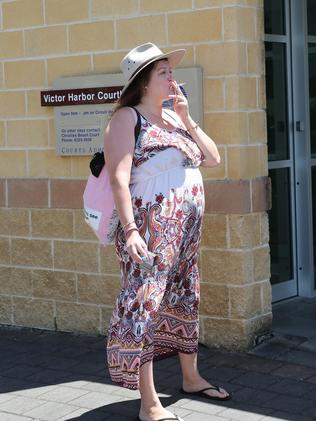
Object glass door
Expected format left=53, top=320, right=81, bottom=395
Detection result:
left=307, top=0, right=316, bottom=292
left=264, top=0, right=298, bottom=301
left=264, top=0, right=316, bottom=301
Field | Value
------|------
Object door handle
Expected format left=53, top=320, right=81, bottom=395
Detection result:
left=296, top=121, right=305, bottom=132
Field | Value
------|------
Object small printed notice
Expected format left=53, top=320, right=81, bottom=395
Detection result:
left=41, top=69, right=203, bottom=156
left=45, top=74, right=125, bottom=156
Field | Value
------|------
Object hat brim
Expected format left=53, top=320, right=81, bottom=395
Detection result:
left=120, top=48, right=185, bottom=95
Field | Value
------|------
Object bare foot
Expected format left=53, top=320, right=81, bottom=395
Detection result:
left=182, top=375, right=230, bottom=399
left=139, top=403, right=178, bottom=421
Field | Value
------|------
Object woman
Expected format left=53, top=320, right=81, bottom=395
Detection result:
left=104, top=43, right=230, bottom=421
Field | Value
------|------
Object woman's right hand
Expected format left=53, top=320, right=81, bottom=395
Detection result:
left=125, top=230, right=148, bottom=264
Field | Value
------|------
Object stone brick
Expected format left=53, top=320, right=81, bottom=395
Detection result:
left=0, top=64, right=3, bottom=89
left=200, top=283, right=229, bottom=317
left=229, top=214, right=260, bottom=248
left=0, top=31, right=24, bottom=59
left=73, top=209, right=97, bottom=241
left=201, top=249, right=253, bottom=284
left=196, top=43, right=247, bottom=76
left=204, top=79, right=224, bottom=111
left=8, top=179, right=48, bottom=208
left=201, top=214, right=227, bottom=248
left=0, top=180, right=6, bottom=207
left=204, top=112, right=248, bottom=145
left=247, top=313, right=272, bottom=341
left=70, top=156, right=90, bottom=178
left=252, top=177, right=271, bottom=212
left=47, top=55, right=92, bottom=86
left=0, top=208, right=30, bottom=236
left=27, top=91, right=54, bottom=117
left=93, top=52, right=126, bottom=74
left=0, top=296, right=12, bottom=324
left=226, top=77, right=257, bottom=109
left=77, top=273, right=120, bottom=305
left=253, top=246, right=270, bottom=281
left=168, top=10, right=222, bottom=43
left=56, top=302, right=100, bottom=334
left=0, top=151, right=26, bottom=177
left=7, top=119, right=48, bottom=147
left=100, top=306, right=114, bottom=334
left=11, top=238, right=52, bottom=268
left=140, top=0, right=191, bottom=12
left=258, top=76, right=266, bottom=108
left=0, top=92, right=25, bottom=118
left=249, top=111, right=267, bottom=144
left=204, top=179, right=251, bottom=214
left=117, top=16, right=166, bottom=49
left=50, top=179, right=86, bottom=209
left=0, top=267, right=32, bottom=296
left=69, top=22, right=114, bottom=53
left=32, top=269, right=76, bottom=300
left=13, top=297, right=54, bottom=329
left=0, top=121, right=4, bottom=147
left=25, top=26, right=67, bottom=56
left=256, top=6, right=264, bottom=41
left=31, top=209, right=74, bottom=239
left=45, top=0, right=89, bottom=23
left=92, top=0, right=139, bottom=16
left=261, top=280, right=272, bottom=313
left=2, top=0, right=43, bottom=29
left=202, top=318, right=250, bottom=350
left=0, top=237, right=11, bottom=264
left=4, top=60, right=45, bottom=88
left=247, top=42, right=264, bottom=74
left=195, top=0, right=242, bottom=5
left=230, top=283, right=262, bottom=318
left=260, top=212, right=269, bottom=245
left=227, top=145, right=268, bottom=179
left=100, top=246, right=120, bottom=274
left=53, top=241, right=98, bottom=272
left=200, top=146, right=226, bottom=180
left=224, top=7, right=256, bottom=40
left=28, top=150, right=71, bottom=177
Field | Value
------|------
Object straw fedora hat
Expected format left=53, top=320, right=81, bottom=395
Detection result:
left=120, top=43, right=185, bottom=95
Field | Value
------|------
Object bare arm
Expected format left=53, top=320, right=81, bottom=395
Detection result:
left=104, top=107, right=147, bottom=262
left=169, top=83, right=221, bottom=168
left=182, top=115, right=221, bottom=168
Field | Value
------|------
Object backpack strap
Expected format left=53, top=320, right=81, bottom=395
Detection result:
left=130, top=106, right=142, bottom=142
left=90, top=106, right=141, bottom=177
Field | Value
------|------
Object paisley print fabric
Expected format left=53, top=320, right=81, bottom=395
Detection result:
left=106, top=111, right=205, bottom=390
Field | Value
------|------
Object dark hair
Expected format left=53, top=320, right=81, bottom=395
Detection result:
left=114, top=59, right=166, bottom=112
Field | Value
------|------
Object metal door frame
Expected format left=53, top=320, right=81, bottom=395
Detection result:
left=291, top=0, right=316, bottom=297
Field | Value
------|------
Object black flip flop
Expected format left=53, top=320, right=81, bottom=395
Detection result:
left=136, top=416, right=184, bottom=421
left=180, top=385, right=231, bottom=401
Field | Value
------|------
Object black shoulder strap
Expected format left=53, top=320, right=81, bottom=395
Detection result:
left=89, top=107, right=141, bottom=177
left=130, top=106, right=142, bottom=142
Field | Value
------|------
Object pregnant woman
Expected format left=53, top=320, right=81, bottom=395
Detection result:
left=104, top=43, right=230, bottom=421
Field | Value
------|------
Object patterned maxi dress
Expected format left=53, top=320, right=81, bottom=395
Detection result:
left=106, top=110, right=205, bottom=390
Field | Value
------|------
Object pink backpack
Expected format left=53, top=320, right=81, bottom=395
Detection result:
left=83, top=108, right=141, bottom=246
left=83, top=159, right=119, bottom=246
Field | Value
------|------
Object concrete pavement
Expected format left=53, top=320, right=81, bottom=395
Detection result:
left=0, top=325, right=316, bottom=421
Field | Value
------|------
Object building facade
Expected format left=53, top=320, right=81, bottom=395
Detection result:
left=0, top=0, right=273, bottom=350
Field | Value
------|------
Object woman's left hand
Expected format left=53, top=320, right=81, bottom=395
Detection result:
left=168, top=81, right=189, bottom=123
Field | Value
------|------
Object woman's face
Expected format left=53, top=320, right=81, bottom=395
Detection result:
left=145, top=59, right=176, bottom=101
